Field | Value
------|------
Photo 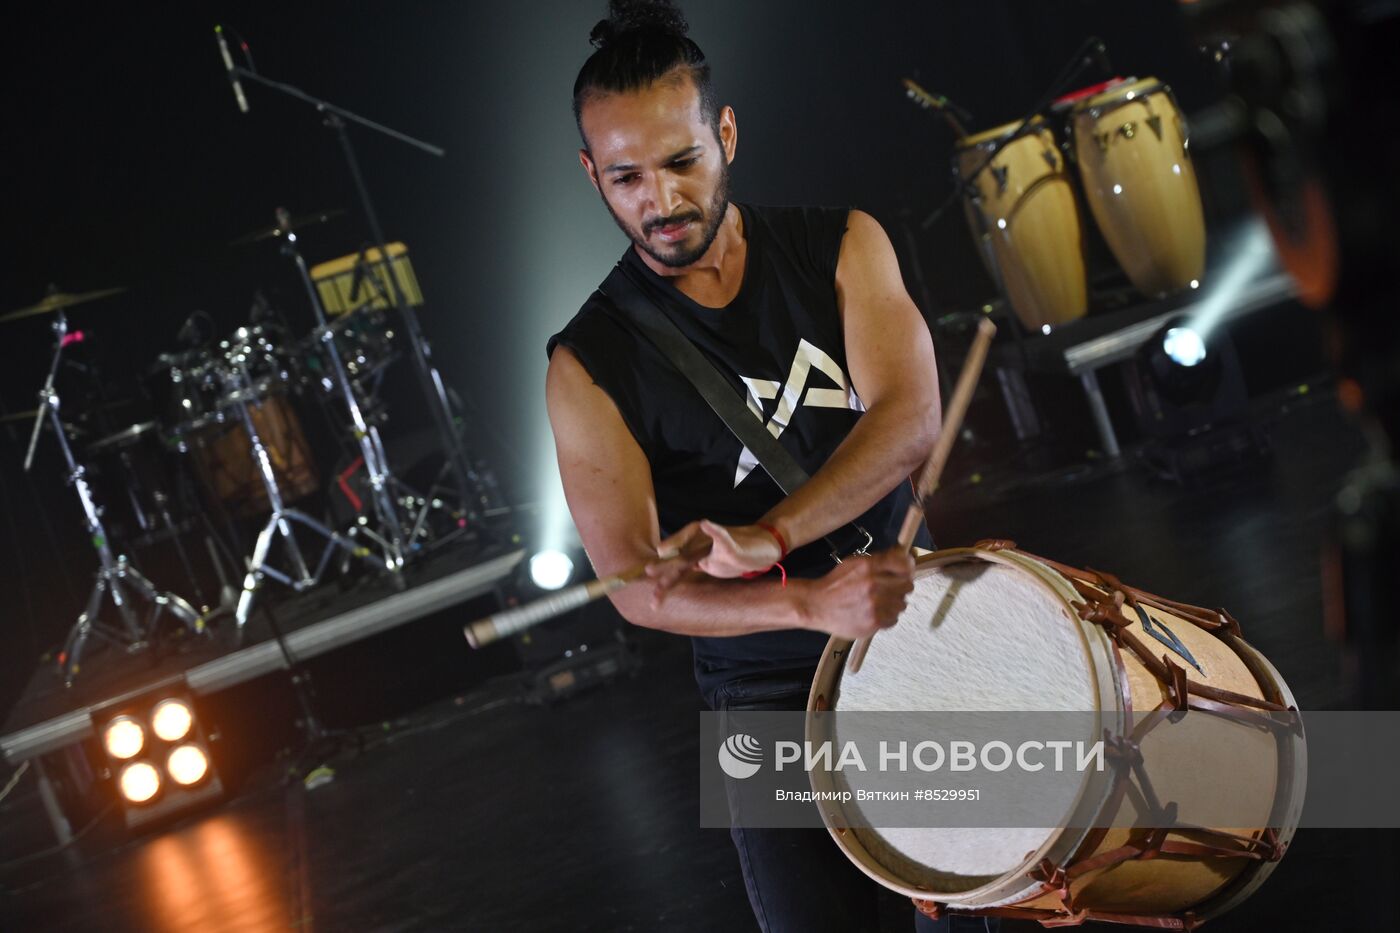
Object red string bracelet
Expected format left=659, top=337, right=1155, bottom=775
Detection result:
left=741, top=522, right=789, bottom=586
left=755, top=521, right=789, bottom=559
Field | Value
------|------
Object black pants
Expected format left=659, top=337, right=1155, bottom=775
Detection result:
left=710, top=671, right=997, bottom=933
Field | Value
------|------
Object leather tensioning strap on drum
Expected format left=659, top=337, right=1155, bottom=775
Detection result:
left=601, top=260, right=872, bottom=562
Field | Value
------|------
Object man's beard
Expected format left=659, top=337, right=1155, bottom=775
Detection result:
left=602, top=160, right=731, bottom=269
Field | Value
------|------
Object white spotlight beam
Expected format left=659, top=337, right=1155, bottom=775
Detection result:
left=1186, top=220, right=1276, bottom=342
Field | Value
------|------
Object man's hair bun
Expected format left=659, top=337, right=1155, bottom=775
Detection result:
left=590, top=0, right=690, bottom=49
left=574, top=0, right=714, bottom=143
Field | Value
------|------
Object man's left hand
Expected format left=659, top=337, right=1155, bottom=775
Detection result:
left=646, top=519, right=784, bottom=592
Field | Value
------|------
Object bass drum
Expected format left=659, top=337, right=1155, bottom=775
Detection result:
left=1070, top=77, right=1207, bottom=297
left=806, top=545, right=1304, bottom=929
left=954, top=117, right=1088, bottom=333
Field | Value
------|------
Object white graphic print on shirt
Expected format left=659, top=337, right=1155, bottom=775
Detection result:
left=733, top=338, right=865, bottom=487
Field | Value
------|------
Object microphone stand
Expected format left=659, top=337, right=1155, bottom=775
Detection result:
left=921, top=36, right=1114, bottom=233
left=225, top=59, right=483, bottom=531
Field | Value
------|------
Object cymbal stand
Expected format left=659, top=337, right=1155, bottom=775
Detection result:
left=338, top=248, right=477, bottom=557
left=23, top=311, right=204, bottom=686
left=277, top=218, right=408, bottom=573
left=227, top=354, right=375, bottom=631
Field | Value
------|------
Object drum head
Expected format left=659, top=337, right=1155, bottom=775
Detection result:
left=956, top=115, right=1048, bottom=151
left=812, top=550, right=1120, bottom=904
left=1075, top=76, right=1164, bottom=113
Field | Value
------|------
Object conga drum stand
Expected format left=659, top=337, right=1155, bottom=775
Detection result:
left=22, top=311, right=205, bottom=686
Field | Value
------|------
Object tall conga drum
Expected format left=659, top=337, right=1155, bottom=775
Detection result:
left=954, top=118, right=1088, bottom=333
left=1071, top=77, right=1207, bottom=297
left=807, top=544, right=1303, bottom=929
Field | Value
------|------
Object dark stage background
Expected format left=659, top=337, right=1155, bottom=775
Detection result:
left=0, top=1, right=1314, bottom=718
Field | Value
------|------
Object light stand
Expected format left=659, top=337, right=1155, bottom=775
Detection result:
left=24, top=311, right=205, bottom=686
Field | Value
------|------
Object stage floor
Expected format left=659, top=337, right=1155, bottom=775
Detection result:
left=0, top=545, right=524, bottom=764
left=2, top=385, right=1396, bottom=932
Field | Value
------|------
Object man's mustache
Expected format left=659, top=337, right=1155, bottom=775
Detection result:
left=645, top=211, right=703, bottom=235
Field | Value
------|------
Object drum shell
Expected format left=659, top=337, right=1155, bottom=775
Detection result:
left=954, top=120, right=1088, bottom=332
left=1071, top=78, right=1207, bottom=296
left=184, top=395, right=318, bottom=517
left=807, top=547, right=1303, bottom=924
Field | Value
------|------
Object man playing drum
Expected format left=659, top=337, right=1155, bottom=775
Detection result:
left=548, top=3, right=985, bottom=930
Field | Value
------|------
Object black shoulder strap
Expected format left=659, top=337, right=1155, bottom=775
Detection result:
left=601, top=260, right=870, bottom=561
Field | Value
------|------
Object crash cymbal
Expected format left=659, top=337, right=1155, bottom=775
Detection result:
left=0, top=287, right=127, bottom=324
left=229, top=208, right=347, bottom=246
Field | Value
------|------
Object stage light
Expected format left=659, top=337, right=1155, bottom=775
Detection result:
left=167, top=744, right=211, bottom=787
left=151, top=698, right=194, bottom=742
left=1137, top=316, right=1225, bottom=408
left=92, top=685, right=225, bottom=829
left=1127, top=312, right=1261, bottom=481
left=119, top=761, right=162, bottom=804
left=529, top=549, right=574, bottom=590
left=104, top=716, right=146, bottom=761
left=1162, top=326, right=1207, bottom=367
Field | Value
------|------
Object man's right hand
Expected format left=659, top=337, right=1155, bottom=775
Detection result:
left=795, top=547, right=916, bottom=640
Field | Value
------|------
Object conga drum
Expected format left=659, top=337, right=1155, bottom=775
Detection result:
left=807, top=544, right=1303, bottom=929
left=1070, top=77, right=1207, bottom=297
left=954, top=118, right=1088, bottom=333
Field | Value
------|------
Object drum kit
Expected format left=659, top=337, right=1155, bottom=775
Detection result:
left=908, top=70, right=1208, bottom=333
left=9, top=210, right=492, bottom=685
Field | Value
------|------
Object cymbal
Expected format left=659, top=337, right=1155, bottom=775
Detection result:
left=88, top=421, right=159, bottom=453
left=0, top=287, right=127, bottom=324
left=0, top=408, right=83, bottom=437
left=230, top=209, right=347, bottom=246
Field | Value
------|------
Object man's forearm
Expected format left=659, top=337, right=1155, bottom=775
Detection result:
left=760, top=399, right=937, bottom=551
left=609, top=572, right=813, bottom=637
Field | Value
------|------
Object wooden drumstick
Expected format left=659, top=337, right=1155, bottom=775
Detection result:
left=846, top=317, right=997, bottom=674
left=464, top=542, right=711, bottom=649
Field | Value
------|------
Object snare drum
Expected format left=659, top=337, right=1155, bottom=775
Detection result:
left=1070, top=77, right=1207, bottom=297
left=954, top=118, right=1088, bottom=333
left=807, top=545, right=1303, bottom=928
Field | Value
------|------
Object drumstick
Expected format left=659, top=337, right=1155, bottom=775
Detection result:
left=846, top=317, right=997, bottom=674
left=464, top=542, right=711, bottom=649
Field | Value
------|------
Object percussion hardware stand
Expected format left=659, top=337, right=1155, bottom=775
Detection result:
left=222, top=56, right=479, bottom=518
left=23, top=311, right=204, bottom=685
left=338, top=249, right=481, bottom=555
left=226, top=360, right=370, bottom=631
left=152, top=487, right=212, bottom=610
left=279, top=224, right=407, bottom=574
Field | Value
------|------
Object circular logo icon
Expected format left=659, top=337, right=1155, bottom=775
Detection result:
left=718, top=733, right=764, bottom=780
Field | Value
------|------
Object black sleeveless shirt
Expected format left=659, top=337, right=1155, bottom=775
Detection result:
left=548, top=203, right=930, bottom=698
